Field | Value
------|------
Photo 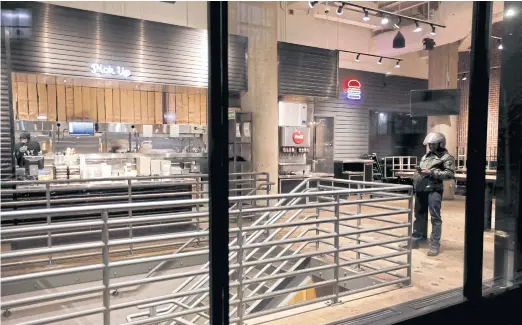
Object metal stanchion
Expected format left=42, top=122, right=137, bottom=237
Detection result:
left=101, top=210, right=111, bottom=325
left=237, top=201, right=245, bottom=325
left=46, top=183, right=52, bottom=265
left=333, top=194, right=340, bottom=304
left=128, top=179, right=134, bottom=255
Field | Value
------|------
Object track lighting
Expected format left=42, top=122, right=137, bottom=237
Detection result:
left=377, top=57, right=383, bottom=65
left=498, top=40, right=503, bottom=50
left=430, top=25, right=436, bottom=36
left=337, top=5, right=343, bottom=15
left=462, top=73, right=467, bottom=81
left=363, top=9, right=370, bottom=21
left=381, top=15, right=389, bottom=25
left=395, top=60, right=401, bottom=68
left=394, top=17, right=401, bottom=29
left=308, top=1, right=318, bottom=9
left=413, top=21, right=422, bottom=32
left=355, top=54, right=360, bottom=62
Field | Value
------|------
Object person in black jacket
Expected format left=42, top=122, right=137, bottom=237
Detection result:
left=408, top=132, right=455, bottom=257
left=13, top=132, right=41, bottom=167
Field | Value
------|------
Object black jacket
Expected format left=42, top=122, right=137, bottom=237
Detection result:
left=413, top=149, right=455, bottom=192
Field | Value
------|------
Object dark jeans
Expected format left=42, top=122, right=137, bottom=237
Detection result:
left=412, top=190, right=443, bottom=247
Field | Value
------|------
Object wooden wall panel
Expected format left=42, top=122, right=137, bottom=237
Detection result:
left=27, top=83, right=38, bottom=120
left=56, top=85, right=66, bottom=121
left=89, top=88, right=97, bottom=121
left=200, top=89, right=207, bottom=126
left=140, top=91, right=148, bottom=124
left=147, top=92, right=155, bottom=124
left=133, top=90, right=141, bottom=124
left=37, top=84, right=48, bottom=120
left=12, top=80, right=18, bottom=120
left=73, top=87, right=83, bottom=120
left=65, top=86, right=74, bottom=120
left=47, top=84, right=57, bottom=121
left=154, top=92, right=163, bottom=124
left=113, top=89, right=121, bottom=122
left=188, top=91, right=197, bottom=125
left=97, top=88, right=105, bottom=122
left=104, top=89, right=113, bottom=122
left=122, top=90, right=133, bottom=123
left=17, top=82, right=28, bottom=120
left=81, top=87, right=90, bottom=120
left=167, top=92, right=176, bottom=124
left=176, top=87, right=189, bottom=124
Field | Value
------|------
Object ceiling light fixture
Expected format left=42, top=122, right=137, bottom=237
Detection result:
left=462, top=73, right=467, bottom=81
left=393, top=31, right=405, bottom=48
left=363, top=9, right=370, bottom=21
left=394, top=17, right=402, bottom=29
left=378, top=57, right=383, bottom=65
left=395, top=60, right=401, bottom=68
left=337, top=5, right=344, bottom=15
left=506, top=8, right=516, bottom=17
left=309, top=1, right=318, bottom=9
left=355, top=54, right=360, bottom=62
left=430, top=25, right=436, bottom=36
left=381, top=15, right=389, bottom=25
left=413, top=21, right=422, bottom=32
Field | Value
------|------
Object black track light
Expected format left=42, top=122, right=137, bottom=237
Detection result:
left=355, top=54, right=360, bottom=62
left=462, top=73, right=467, bottom=81
left=395, top=60, right=401, bottom=68
left=377, top=57, right=383, bottom=65
left=394, top=17, right=402, bottom=29
left=337, top=5, right=344, bottom=15
left=430, top=24, right=436, bottom=36
left=309, top=1, right=318, bottom=8
left=498, top=39, right=503, bottom=50
left=413, top=21, right=422, bottom=32
left=363, top=9, right=370, bottom=21
left=393, top=31, right=405, bottom=48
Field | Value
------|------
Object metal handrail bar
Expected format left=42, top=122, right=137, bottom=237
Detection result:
left=0, top=172, right=269, bottom=186
left=120, top=306, right=209, bottom=325
left=0, top=186, right=409, bottom=219
left=111, top=288, right=209, bottom=311
left=1, top=263, right=105, bottom=284
left=0, top=177, right=412, bottom=325
left=14, top=307, right=106, bottom=325
left=134, top=181, right=315, bottom=318
left=132, top=193, right=312, bottom=320
left=1, top=242, right=105, bottom=260
left=339, top=250, right=409, bottom=268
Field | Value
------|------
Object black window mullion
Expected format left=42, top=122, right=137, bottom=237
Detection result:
left=208, top=2, right=230, bottom=325
left=463, top=1, right=492, bottom=301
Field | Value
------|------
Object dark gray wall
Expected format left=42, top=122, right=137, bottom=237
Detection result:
left=278, top=42, right=338, bottom=99
left=314, top=68, right=427, bottom=159
left=1, top=2, right=247, bottom=91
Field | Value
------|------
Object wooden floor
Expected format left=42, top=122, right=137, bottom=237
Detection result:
left=252, top=195, right=496, bottom=325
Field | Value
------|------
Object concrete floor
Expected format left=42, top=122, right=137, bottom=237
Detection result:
left=250, top=195, right=496, bottom=325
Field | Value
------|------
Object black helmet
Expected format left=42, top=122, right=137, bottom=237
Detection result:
left=20, top=132, right=31, bottom=141
left=423, top=132, right=446, bottom=149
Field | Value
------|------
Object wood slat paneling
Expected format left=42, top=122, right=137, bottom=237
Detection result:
left=97, top=88, right=105, bottom=122
left=47, top=84, right=57, bottom=121
left=105, top=89, right=113, bottom=122
left=27, top=82, right=38, bottom=120
left=17, top=82, right=28, bottom=120
left=113, top=89, right=121, bottom=123
left=154, top=92, right=163, bottom=124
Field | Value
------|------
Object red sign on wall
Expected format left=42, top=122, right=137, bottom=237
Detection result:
left=344, top=79, right=362, bottom=100
left=292, top=129, right=304, bottom=144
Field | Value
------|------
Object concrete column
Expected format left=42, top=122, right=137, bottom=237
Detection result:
left=229, top=2, right=279, bottom=194
left=427, top=41, right=459, bottom=199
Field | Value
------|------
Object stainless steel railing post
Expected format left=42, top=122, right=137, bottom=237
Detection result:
left=333, top=194, right=340, bottom=304
left=237, top=201, right=245, bottom=325
left=356, top=184, right=362, bottom=269
left=46, top=183, right=52, bottom=265
left=101, top=210, right=111, bottom=325
left=128, top=179, right=134, bottom=255
left=405, top=187, right=413, bottom=286
left=196, top=176, right=201, bottom=246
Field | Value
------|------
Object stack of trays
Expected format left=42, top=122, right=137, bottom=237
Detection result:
left=68, top=165, right=81, bottom=180
left=55, top=164, right=68, bottom=180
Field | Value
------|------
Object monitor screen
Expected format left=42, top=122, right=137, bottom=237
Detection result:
left=410, top=89, right=461, bottom=116
left=69, top=121, right=95, bottom=136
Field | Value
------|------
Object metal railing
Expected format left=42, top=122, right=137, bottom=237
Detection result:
left=0, top=178, right=412, bottom=325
